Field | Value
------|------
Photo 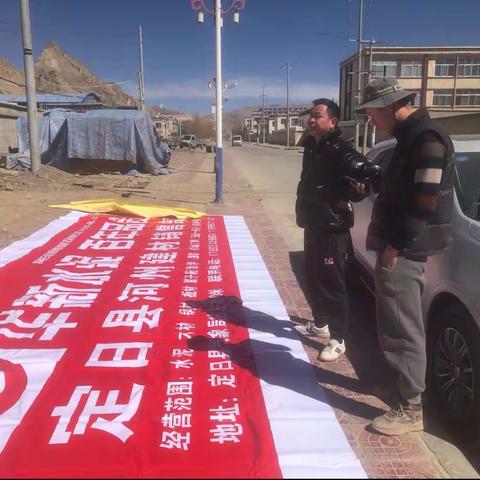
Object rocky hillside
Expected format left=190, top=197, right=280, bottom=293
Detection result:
left=34, top=42, right=136, bottom=106
left=0, top=42, right=137, bottom=107
left=0, top=59, right=25, bottom=94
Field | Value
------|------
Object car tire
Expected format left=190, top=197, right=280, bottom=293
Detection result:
left=427, top=303, right=480, bottom=433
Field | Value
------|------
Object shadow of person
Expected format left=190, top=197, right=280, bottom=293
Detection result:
left=186, top=299, right=384, bottom=422
left=187, top=296, right=323, bottom=350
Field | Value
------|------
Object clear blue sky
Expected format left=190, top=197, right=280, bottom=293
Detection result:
left=0, top=0, right=479, bottom=114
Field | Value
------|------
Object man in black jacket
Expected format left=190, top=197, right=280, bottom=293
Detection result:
left=356, top=78, right=454, bottom=435
left=295, top=98, right=369, bottom=362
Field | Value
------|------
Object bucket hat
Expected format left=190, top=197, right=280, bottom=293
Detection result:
left=355, top=78, right=416, bottom=113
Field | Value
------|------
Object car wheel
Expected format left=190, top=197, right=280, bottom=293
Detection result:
left=427, top=304, right=480, bottom=431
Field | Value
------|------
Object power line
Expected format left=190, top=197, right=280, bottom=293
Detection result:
left=0, top=74, right=25, bottom=87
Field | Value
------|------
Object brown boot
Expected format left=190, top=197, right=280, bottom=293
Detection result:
left=371, top=403, right=424, bottom=436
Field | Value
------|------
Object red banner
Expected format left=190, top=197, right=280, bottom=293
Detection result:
left=0, top=214, right=282, bottom=478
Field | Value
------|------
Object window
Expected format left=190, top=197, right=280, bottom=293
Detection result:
left=280, top=119, right=287, bottom=126
left=456, top=89, right=480, bottom=106
left=435, top=59, right=455, bottom=77
left=400, top=61, right=423, bottom=77
left=432, top=90, right=453, bottom=106
left=455, top=152, right=480, bottom=220
left=372, top=61, right=397, bottom=77
left=458, top=58, right=480, bottom=76
left=291, top=118, right=299, bottom=126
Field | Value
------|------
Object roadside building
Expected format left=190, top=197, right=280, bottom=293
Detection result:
left=243, top=104, right=310, bottom=145
left=152, top=113, right=194, bottom=138
left=0, top=101, right=40, bottom=155
left=338, top=45, right=480, bottom=145
left=0, top=92, right=105, bottom=112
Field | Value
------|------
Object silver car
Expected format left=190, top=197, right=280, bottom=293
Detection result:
left=351, top=135, right=480, bottom=427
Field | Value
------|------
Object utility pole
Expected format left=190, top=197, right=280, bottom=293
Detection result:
left=259, top=87, right=267, bottom=144
left=368, top=40, right=376, bottom=147
left=361, top=40, right=374, bottom=154
left=19, top=0, right=40, bottom=175
left=284, top=62, right=293, bottom=148
left=138, top=25, right=145, bottom=111
left=354, top=0, right=364, bottom=152
left=360, top=40, right=375, bottom=154
left=178, top=107, right=182, bottom=138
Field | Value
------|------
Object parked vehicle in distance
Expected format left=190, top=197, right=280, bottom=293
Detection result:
left=165, top=137, right=180, bottom=150
left=231, top=135, right=242, bottom=147
left=351, top=135, right=480, bottom=431
left=179, top=135, right=205, bottom=149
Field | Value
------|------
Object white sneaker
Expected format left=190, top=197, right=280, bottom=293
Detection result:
left=294, top=321, right=330, bottom=339
left=318, top=339, right=346, bottom=362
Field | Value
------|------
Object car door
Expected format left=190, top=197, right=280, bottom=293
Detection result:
left=351, top=145, right=396, bottom=274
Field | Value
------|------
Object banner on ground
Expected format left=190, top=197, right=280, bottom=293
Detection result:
left=0, top=213, right=366, bottom=478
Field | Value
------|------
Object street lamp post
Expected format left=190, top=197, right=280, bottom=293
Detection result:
left=191, top=0, right=245, bottom=204
left=283, top=62, right=293, bottom=148
left=259, top=87, right=267, bottom=144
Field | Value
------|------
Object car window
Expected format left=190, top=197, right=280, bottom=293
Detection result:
left=373, top=148, right=395, bottom=173
left=455, top=152, right=480, bottom=221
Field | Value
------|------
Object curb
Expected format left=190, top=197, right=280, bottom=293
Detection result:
left=248, top=143, right=303, bottom=152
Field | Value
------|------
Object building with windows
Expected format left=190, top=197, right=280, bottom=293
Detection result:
left=243, top=104, right=310, bottom=141
left=339, top=46, right=480, bottom=121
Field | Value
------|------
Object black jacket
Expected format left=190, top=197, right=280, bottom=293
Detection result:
left=296, top=127, right=368, bottom=232
left=366, top=108, right=454, bottom=258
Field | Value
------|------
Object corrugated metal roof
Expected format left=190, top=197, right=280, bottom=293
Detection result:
left=0, top=94, right=21, bottom=102
left=0, top=92, right=100, bottom=104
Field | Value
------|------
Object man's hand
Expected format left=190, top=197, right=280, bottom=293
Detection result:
left=380, top=244, right=399, bottom=269
left=355, top=182, right=367, bottom=195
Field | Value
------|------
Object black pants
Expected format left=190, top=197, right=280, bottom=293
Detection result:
left=304, top=226, right=352, bottom=342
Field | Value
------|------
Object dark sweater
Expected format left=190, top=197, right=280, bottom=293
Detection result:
left=366, top=109, right=454, bottom=257
left=296, top=127, right=368, bottom=232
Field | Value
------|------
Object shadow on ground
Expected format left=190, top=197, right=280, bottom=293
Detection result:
left=187, top=295, right=384, bottom=422
left=289, top=249, right=480, bottom=473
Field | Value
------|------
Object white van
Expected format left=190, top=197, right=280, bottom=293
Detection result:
left=232, top=135, right=242, bottom=147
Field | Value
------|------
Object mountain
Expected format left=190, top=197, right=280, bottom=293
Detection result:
left=0, top=42, right=137, bottom=106
left=0, top=59, right=24, bottom=94
left=149, top=105, right=183, bottom=116
left=34, top=42, right=136, bottom=106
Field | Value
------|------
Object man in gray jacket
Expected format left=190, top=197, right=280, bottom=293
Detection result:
left=356, top=78, right=454, bottom=435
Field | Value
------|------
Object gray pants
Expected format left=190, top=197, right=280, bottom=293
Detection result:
left=375, top=256, right=426, bottom=405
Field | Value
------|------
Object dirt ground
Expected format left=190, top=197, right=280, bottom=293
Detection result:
left=0, top=149, right=217, bottom=249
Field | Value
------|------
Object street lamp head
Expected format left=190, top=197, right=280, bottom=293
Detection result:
left=233, top=10, right=240, bottom=23
left=197, top=10, right=205, bottom=23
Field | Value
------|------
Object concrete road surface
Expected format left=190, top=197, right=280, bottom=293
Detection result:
left=223, top=142, right=480, bottom=479
left=225, top=143, right=304, bottom=251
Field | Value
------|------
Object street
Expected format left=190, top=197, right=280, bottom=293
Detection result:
left=225, top=143, right=304, bottom=250
left=0, top=145, right=479, bottom=477
left=222, top=142, right=480, bottom=478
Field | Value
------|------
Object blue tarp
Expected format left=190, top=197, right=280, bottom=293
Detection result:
left=17, top=109, right=171, bottom=174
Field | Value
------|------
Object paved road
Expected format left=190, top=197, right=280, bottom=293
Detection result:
left=225, top=143, right=304, bottom=251
left=224, top=142, right=480, bottom=478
